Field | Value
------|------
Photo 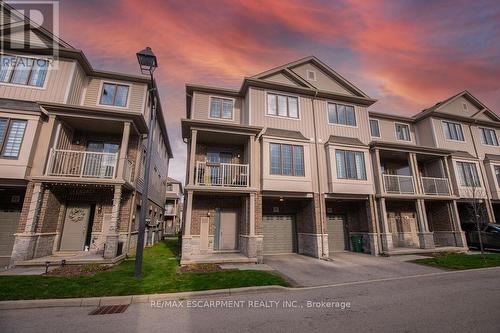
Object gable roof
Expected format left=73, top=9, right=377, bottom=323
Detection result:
left=251, top=56, right=370, bottom=99
left=414, top=90, right=500, bottom=122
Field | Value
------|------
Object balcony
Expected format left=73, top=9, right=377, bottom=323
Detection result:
left=195, top=161, right=249, bottom=187
left=421, top=177, right=451, bottom=196
left=46, top=148, right=133, bottom=181
left=383, top=174, right=415, bottom=194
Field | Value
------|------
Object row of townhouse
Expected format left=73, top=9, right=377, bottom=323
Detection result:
left=180, top=56, right=500, bottom=264
left=164, top=177, right=183, bottom=235
left=0, top=4, right=172, bottom=268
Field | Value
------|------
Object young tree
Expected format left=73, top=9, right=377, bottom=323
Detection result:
left=464, top=185, right=488, bottom=256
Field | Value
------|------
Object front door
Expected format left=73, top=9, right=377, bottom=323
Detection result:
left=219, top=209, right=238, bottom=250
left=328, top=215, right=346, bottom=253
left=60, top=204, right=91, bottom=251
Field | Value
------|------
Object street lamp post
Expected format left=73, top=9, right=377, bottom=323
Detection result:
left=134, top=47, right=158, bottom=279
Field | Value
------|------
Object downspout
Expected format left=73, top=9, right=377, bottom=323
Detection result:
left=311, top=90, right=326, bottom=259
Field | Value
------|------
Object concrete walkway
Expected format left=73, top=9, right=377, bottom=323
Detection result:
left=264, top=252, right=442, bottom=286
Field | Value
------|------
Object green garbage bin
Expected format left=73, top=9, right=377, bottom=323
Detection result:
left=351, top=235, right=363, bottom=253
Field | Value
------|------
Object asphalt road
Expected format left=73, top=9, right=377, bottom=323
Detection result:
left=1, top=267, right=500, bottom=333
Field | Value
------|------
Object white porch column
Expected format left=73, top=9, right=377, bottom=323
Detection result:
left=117, top=122, right=131, bottom=180
left=371, top=148, right=384, bottom=194
left=408, top=152, right=422, bottom=194
left=188, top=130, right=198, bottom=185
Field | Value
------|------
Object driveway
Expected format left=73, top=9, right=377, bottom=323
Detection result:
left=264, top=252, right=442, bottom=286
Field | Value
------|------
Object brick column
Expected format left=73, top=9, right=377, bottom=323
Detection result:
left=450, top=200, right=467, bottom=247
left=104, top=185, right=122, bottom=259
left=367, top=195, right=380, bottom=255
left=10, top=182, right=44, bottom=263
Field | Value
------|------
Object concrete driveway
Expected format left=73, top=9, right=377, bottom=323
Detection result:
left=264, top=252, right=442, bottom=287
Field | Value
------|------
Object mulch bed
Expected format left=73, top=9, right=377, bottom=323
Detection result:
left=45, top=264, right=111, bottom=277
left=178, top=264, right=225, bottom=273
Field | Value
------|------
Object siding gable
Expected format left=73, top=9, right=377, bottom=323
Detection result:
left=290, top=62, right=351, bottom=95
left=436, top=96, right=481, bottom=118
left=261, top=72, right=302, bottom=87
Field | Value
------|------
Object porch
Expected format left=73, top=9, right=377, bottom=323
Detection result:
left=39, top=114, right=139, bottom=185
left=374, top=148, right=453, bottom=197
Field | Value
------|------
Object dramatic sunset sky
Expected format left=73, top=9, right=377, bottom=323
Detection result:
left=57, top=0, right=500, bottom=183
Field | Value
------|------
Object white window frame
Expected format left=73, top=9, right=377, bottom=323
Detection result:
left=269, top=142, right=305, bottom=177
left=479, top=127, right=499, bottom=146
left=442, top=120, right=465, bottom=142
left=0, top=53, right=50, bottom=90
left=208, top=95, right=235, bottom=121
left=97, top=80, right=131, bottom=109
left=0, top=118, right=27, bottom=159
left=335, top=149, right=367, bottom=180
left=394, top=122, right=412, bottom=142
left=306, top=70, right=316, bottom=81
left=265, top=91, right=300, bottom=120
left=493, top=164, right=500, bottom=188
left=455, top=160, right=482, bottom=188
left=326, top=102, right=357, bottom=128
left=369, top=118, right=381, bottom=138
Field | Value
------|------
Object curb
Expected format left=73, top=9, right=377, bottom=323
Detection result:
left=0, top=285, right=288, bottom=310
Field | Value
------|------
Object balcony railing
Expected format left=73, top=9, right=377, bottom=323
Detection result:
left=421, top=177, right=451, bottom=196
left=383, top=174, right=415, bottom=194
left=46, top=148, right=118, bottom=179
left=195, top=161, right=249, bottom=187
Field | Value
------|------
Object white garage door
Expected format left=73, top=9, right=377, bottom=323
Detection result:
left=328, top=215, right=346, bottom=253
left=0, top=210, right=20, bottom=266
left=263, top=215, right=295, bottom=254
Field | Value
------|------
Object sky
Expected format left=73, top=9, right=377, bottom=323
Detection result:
left=56, top=0, right=500, bottom=184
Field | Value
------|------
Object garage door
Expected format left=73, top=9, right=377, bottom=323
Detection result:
left=0, top=210, right=20, bottom=266
left=328, top=215, right=346, bottom=253
left=263, top=215, right=295, bottom=254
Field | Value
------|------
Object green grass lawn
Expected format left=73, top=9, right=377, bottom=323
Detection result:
left=0, top=239, right=288, bottom=301
left=414, top=252, right=500, bottom=270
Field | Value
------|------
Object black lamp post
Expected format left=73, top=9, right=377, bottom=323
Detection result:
left=134, top=47, right=158, bottom=279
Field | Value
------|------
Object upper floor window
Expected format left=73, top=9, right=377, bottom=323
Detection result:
left=210, top=97, right=233, bottom=119
left=480, top=127, right=498, bottom=146
left=369, top=119, right=380, bottom=137
left=99, top=83, right=129, bottom=107
left=328, top=103, right=356, bottom=126
left=456, top=161, right=480, bottom=187
left=495, top=165, right=500, bottom=187
left=0, top=118, right=27, bottom=158
left=0, top=55, right=48, bottom=88
left=267, top=93, right=298, bottom=119
left=443, top=121, right=464, bottom=141
left=270, top=143, right=304, bottom=176
left=335, top=149, right=366, bottom=180
left=395, top=123, right=411, bottom=141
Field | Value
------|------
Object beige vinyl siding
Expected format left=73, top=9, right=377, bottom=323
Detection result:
left=0, top=112, right=41, bottom=179
left=0, top=58, right=74, bottom=103
left=241, top=94, right=249, bottom=125
left=290, top=63, right=351, bottom=95
left=471, top=125, right=500, bottom=159
left=432, top=117, right=476, bottom=156
left=263, top=73, right=299, bottom=87
left=414, top=117, right=435, bottom=146
left=249, top=87, right=315, bottom=138
left=82, top=78, right=147, bottom=113
left=191, top=92, right=242, bottom=124
left=66, top=63, right=87, bottom=105
left=369, top=117, right=416, bottom=145
left=437, top=97, right=480, bottom=118
left=314, top=99, right=371, bottom=144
